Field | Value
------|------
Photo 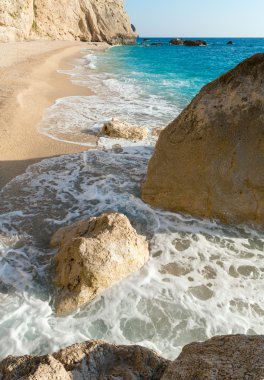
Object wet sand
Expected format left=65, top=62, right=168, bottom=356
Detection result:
left=0, top=40, right=108, bottom=188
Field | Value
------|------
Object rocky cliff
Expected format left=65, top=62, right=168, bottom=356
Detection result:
left=0, top=0, right=137, bottom=43
left=142, top=53, right=264, bottom=229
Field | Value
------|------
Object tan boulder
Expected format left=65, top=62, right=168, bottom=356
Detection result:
left=0, top=340, right=168, bottom=380
left=102, top=118, right=148, bottom=141
left=142, top=54, right=264, bottom=228
left=161, top=335, right=264, bottom=379
left=51, top=213, right=149, bottom=315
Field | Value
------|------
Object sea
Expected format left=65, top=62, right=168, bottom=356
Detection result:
left=1, top=37, right=264, bottom=360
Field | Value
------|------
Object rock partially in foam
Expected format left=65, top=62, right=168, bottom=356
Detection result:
left=0, top=341, right=168, bottom=379
left=51, top=212, right=149, bottom=315
left=102, top=118, right=148, bottom=141
left=142, top=53, right=264, bottom=229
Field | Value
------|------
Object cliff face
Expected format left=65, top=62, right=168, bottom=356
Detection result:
left=0, top=0, right=137, bottom=43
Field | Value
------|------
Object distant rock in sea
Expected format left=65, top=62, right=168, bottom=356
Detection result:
left=1, top=335, right=263, bottom=379
left=170, top=39, right=207, bottom=46
left=142, top=53, right=264, bottom=229
left=51, top=212, right=149, bottom=315
left=227, top=40, right=234, bottom=45
left=0, top=0, right=137, bottom=44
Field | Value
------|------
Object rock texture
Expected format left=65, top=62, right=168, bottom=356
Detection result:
left=0, top=340, right=168, bottom=380
left=0, top=0, right=137, bottom=43
left=102, top=118, right=148, bottom=141
left=142, top=53, right=264, bottom=228
left=51, top=212, right=149, bottom=315
left=161, top=335, right=264, bottom=379
left=1, top=335, right=264, bottom=379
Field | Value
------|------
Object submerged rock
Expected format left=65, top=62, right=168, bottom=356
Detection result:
left=0, top=340, right=168, bottom=380
left=1, top=335, right=264, bottom=379
left=142, top=53, right=264, bottom=229
left=102, top=118, right=148, bottom=141
left=51, top=212, right=149, bottom=315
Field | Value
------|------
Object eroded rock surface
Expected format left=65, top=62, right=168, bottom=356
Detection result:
left=0, top=0, right=137, bottom=43
left=102, top=118, right=148, bottom=141
left=142, top=53, right=264, bottom=228
left=0, top=340, right=168, bottom=380
left=161, top=335, right=264, bottom=379
left=51, top=212, right=149, bottom=315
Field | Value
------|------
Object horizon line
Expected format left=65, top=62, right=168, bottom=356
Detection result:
left=137, top=36, right=264, bottom=39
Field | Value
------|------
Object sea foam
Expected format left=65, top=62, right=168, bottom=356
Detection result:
left=1, top=148, right=264, bottom=360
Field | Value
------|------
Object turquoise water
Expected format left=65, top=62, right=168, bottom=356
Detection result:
left=1, top=38, right=264, bottom=360
left=98, top=37, right=264, bottom=109
left=41, top=37, right=264, bottom=145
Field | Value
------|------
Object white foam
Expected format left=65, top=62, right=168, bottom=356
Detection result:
left=39, top=48, right=177, bottom=149
left=1, top=150, right=264, bottom=361
left=85, top=53, right=97, bottom=70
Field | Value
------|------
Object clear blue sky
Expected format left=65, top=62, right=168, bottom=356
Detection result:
left=125, top=0, right=264, bottom=37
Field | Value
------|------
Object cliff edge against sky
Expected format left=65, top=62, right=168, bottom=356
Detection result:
left=0, top=0, right=137, bottom=43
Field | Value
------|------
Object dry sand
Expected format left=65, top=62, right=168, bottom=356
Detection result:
left=0, top=40, right=108, bottom=188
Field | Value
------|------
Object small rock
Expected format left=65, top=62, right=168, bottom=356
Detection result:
left=102, top=118, right=148, bottom=141
left=51, top=213, right=149, bottom=315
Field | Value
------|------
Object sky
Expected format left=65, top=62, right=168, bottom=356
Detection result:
left=125, top=0, right=264, bottom=38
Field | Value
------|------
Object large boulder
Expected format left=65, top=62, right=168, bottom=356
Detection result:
left=51, top=213, right=149, bottom=315
left=0, top=340, right=168, bottom=380
left=161, top=335, right=264, bottom=379
left=102, top=118, right=148, bottom=141
left=142, top=54, right=264, bottom=228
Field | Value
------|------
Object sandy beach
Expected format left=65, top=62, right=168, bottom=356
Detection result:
left=0, top=40, right=108, bottom=188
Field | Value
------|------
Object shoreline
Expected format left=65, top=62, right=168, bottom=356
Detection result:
left=0, top=41, right=108, bottom=188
